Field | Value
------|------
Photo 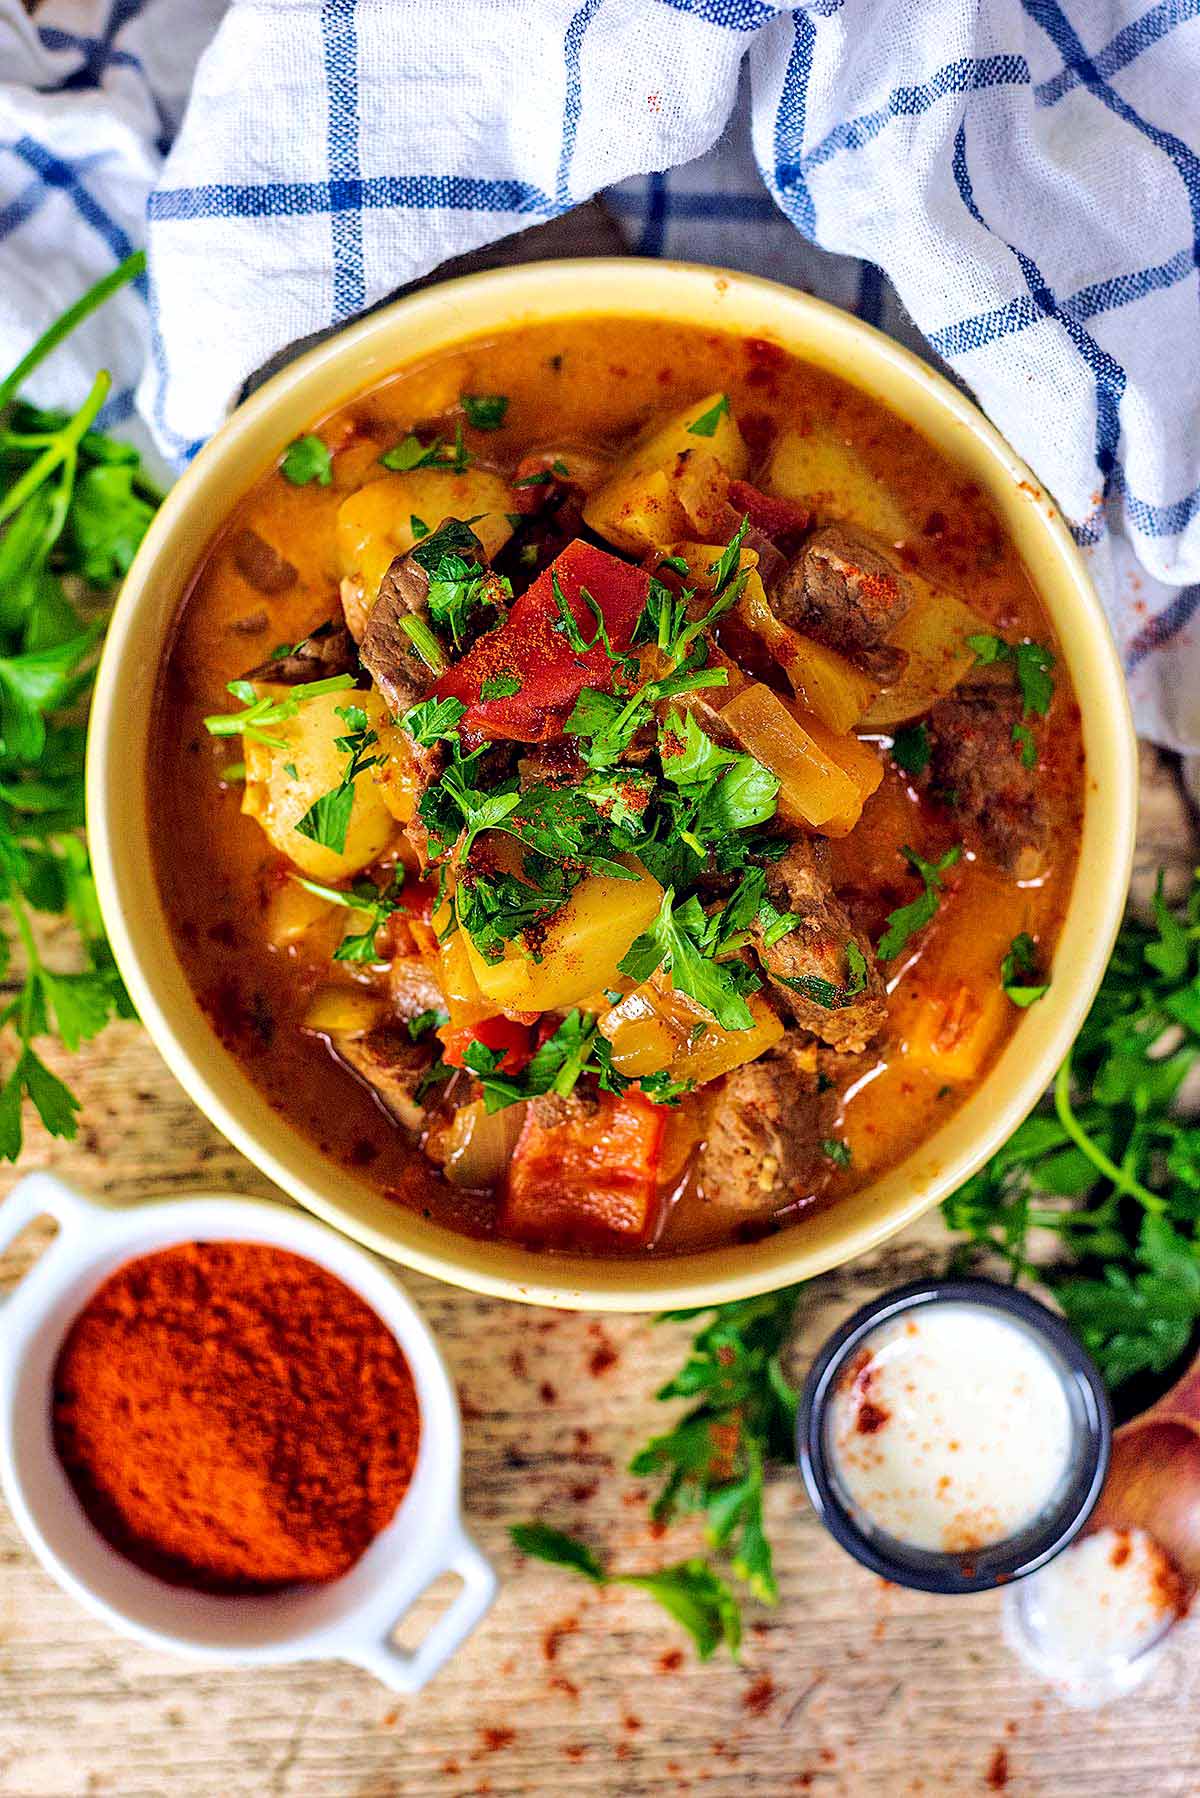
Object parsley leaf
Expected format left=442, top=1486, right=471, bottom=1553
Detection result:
left=773, top=939, right=868, bottom=1010
left=401, top=694, right=466, bottom=746
left=967, top=632, right=1055, bottom=717
left=280, top=434, right=332, bottom=486
left=294, top=704, right=380, bottom=855
left=0, top=252, right=154, bottom=1157
left=509, top=1524, right=742, bottom=1661
left=410, top=514, right=430, bottom=539
left=1000, top=931, right=1049, bottom=1007
left=876, top=845, right=961, bottom=960
left=686, top=395, right=730, bottom=438
left=619, top=887, right=758, bottom=1031
left=890, top=721, right=931, bottom=778
left=481, top=673, right=521, bottom=700
left=380, top=426, right=471, bottom=474
left=461, top=393, right=509, bottom=431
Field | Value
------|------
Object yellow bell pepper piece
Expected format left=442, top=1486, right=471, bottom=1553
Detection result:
left=736, top=568, right=878, bottom=733
left=433, top=900, right=496, bottom=1028
left=900, top=980, right=1008, bottom=1084
left=669, top=992, right=785, bottom=1086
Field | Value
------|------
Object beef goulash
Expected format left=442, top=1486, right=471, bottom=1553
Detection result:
left=151, top=320, right=1084, bottom=1254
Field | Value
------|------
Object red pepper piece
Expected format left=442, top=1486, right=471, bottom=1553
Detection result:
left=440, top=1015, right=534, bottom=1076
left=501, top=1090, right=666, bottom=1245
left=434, top=540, right=650, bottom=743
left=727, top=478, right=810, bottom=542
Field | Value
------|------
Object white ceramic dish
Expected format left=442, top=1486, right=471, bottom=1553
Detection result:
left=0, top=1173, right=495, bottom=1691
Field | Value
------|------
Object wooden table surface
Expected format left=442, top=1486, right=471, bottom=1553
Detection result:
left=0, top=749, right=1194, bottom=1798
left=1, top=182, right=1197, bottom=1790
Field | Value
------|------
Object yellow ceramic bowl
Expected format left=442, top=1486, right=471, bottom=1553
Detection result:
left=86, top=259, right=1137, bottom=1312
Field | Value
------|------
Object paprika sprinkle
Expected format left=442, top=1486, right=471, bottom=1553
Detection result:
left=51, top=1241, right=420, bottom=1593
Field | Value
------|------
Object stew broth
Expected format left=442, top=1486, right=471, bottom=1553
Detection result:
left=150, top=317, right=1084, bottom=1254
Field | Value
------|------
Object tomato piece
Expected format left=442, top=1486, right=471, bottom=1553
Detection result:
left=440, top=1015, right=534, bottom=1075
left=434, top=540, right=651, bottom=743
left=727, top=478, right=810, bottom=542
left=501, top=1090, right=666, bottom=1245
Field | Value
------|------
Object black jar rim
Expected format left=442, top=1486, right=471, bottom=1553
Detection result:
left=796, top=1276, right=1112, bottom=1595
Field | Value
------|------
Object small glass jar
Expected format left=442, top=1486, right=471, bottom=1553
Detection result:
left=796, top=1277, right=1111, bottom=1594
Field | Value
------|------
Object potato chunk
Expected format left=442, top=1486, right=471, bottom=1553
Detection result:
left=584, top=393, right=748, bottom=553
left=764, top=429, right=909, bottom=544
left=242, top=687, right=396, bottom=880
left=461, top=859, right=664, bottom=1013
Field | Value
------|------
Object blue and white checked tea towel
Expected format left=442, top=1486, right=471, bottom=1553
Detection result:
left=2, top=0, right=1199, bottom=748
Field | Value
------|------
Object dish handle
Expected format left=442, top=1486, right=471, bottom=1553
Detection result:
left=0, top=1172, right=93, bottom=1305
left=340, top=1522, right=498, bottom=1694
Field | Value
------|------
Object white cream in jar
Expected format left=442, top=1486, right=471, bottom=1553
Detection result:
left=826, top=1303, right=1074, bottom=1553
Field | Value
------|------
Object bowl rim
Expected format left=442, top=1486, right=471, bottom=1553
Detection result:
left=85, top=255, right=1138, bottom=1312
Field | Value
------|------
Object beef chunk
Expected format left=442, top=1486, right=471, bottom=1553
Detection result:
left=923, top=687, right=1047, bottom=874
left=751, top=840, right=887, bottom=1053
left=773, top=525, right=911, bottom=679
left=229, top=526, right=297, bottom=595
left=239, top=620, right=358, bottom=684
left=325, top=1027, right=433, bottom=1133
left=694, top=1034, right=834, bottom=1215
left=360, top=547, right=442, bottom=714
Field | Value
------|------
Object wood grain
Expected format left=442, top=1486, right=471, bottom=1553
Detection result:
left=0, top=749, right=1197, bottom=1797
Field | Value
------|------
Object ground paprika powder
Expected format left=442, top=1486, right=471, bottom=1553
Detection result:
left=51, top=1240, right=420, bottom=1593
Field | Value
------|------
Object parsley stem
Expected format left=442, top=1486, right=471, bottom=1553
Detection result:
left=0, top=250, right=144, bottom=414
left=1053, top=1053, right=1162, bottom=1212
left=0, top=371, right=111, bottom=528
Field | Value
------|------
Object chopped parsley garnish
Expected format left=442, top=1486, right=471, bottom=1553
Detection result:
left=291, top=871, right=404, bottom=962
left=513, top=469, right=553, bottom=488
left=293, top=704, right=381, bottom=855
left=400, top=613, right=448, bottom=674
left=823, top=1138, right=852, bottom=1167
left=410, top=514, right=430, bottom=539
left=1011, top=720, right=1037, bottom=769
left=773, top=939, right=868, bottom=1010
left=509, top=1525, right=740, bottom=1662
left=619, top=887, right=760, bottom=1032
left=480, top=673, right=522, bottom=700
left=1000, top=931, right=1049, bottom=1007
left=401, top=694, right=466, bottom=746
left=379, top=422, right=471, bottom=474
left=410, top=518, right=508, bottom=651
left=967, top=632, right=1055, bottom=717
left=280, top=434, right=332, bottom=486
left=876, top=845, right=962, bottom=960
left=203, top=672, right=355, bottom=750
left=890, top=721, right=931, bottom=778
left=686, top=395, right=730, bottom=438
left=461, top=393, right=509, bottom=431
left=407, top=1007, right=447, bottom=1040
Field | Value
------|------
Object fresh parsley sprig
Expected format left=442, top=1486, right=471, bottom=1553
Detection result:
left=942, top=870, right=1200, bottom=1390
left=203, top=672, right=355, bottom=750
left=293, top=703, right=381, bottom=855
left=509, top=1282, right=804, bottom=1658
left=0, top=252, right=155, bottom=1157
left=509, top=1524, right=741, bottom=1662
